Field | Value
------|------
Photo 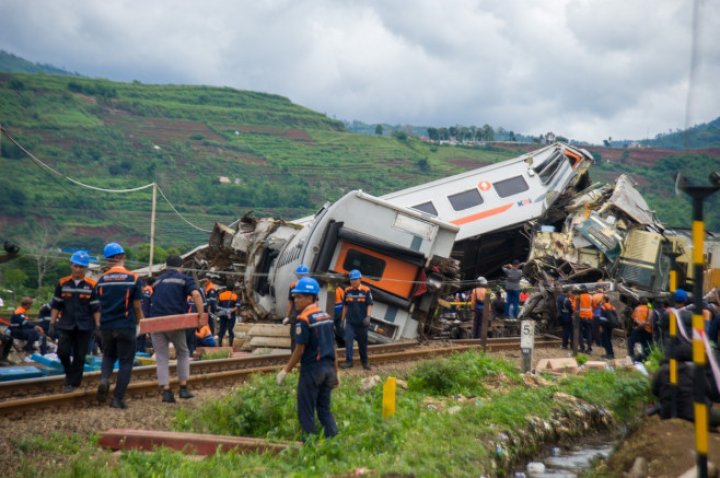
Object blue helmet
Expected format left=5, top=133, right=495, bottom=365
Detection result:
left=70, top=250, right=90, bottom=267
left=103, top=242, right=125, bottom=258
left=349, top=269, right=362, bottom=280
left=295, top=264, right=309, bottom=276
left=674, top=289, right=688, bottom=303
left=291, top=277, right=320, bottom=295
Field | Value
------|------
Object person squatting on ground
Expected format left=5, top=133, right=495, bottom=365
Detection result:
left=557, top=288, right=573, bottom=349
left=285, top=264, right=310, bottom=350
left=576, top=286, right=594, bottom=353
left=94, top=242, right=144, bottom=409
left=470, top=276, right=488, bottom=339
left=340, top=269, right=373, bottom=370
left=50, top=251, right=98, bottom=392
left=502, top=260, right=523, bottom=319
left=276, top=277, right=339, bottom=440
left=628, top=297, right=653, bottom=361
left=195, top=324, right=216, bottom=347
left=9, top=297, right=47, bottom=354
left=150, top=255, right=205, bottom=403
left=217, top=287, right=240, bottom=347
left=185, top=286, right=206, bottom=356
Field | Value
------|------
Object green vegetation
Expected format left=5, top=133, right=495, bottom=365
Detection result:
left=15, top=352, right=650, bottom=477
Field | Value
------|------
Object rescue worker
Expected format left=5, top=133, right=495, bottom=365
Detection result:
left=598, top=296, right=618, bottom=359
left=470, top=276, right=488, bottom=339
left=185, top=287, right=206, bottom=356
left=137, top=276, right=154, bottom=354
left=276, top=277, right=339, bottom=440
left=658, top=289, right=692, bottom=356
left=628, top=297, right=653, bottom=361
left=195, top=324, right=216, bottom=347
left=557, top=288, right=573, bottom=349
left=334, top=282, right=346, bottom=346
left=340, top=269, right=373, bottom=370
left=9, top=297, right=47, bottom=354
left=591, top=287, right=605, bottom=347
left=577, top=286, right=594, bottom=353
left=0, top=315, right=13, bottom=365
left=150, top=255, right=205, bottom=403
left=203, top=274, right=220, bottom=335
left=50, top=251, right=98, bottom=392
left=217, top=287, right=240, bottom=347
left=93, top=242, right=144, bottom=409
left=502, top=260, right=523, bottom=319
left=285, top=264, right=310, bottom=350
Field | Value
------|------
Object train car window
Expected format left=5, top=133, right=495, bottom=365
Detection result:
left=411, top=201, right=438, bottom=216
left=343, top=249, right=386, bottom=279
left=533, top=151, right=563, bottom=184
left=448, top=188, right=484, bottom=211
left=493, top=175, right=529, bottom=198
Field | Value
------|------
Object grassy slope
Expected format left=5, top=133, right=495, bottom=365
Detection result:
left=0, top=73, right=521, bottom=253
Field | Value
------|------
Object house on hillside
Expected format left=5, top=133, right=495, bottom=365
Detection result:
left=217, top=176, right=231, bottom=185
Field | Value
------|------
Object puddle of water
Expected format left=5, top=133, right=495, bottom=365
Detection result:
left=517, top=439, right=615, bottom=477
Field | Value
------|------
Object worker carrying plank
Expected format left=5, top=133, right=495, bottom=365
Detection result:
left=150, top=255, right=206, bottom=403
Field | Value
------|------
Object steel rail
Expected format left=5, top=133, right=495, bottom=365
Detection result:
left=0, top=336, right=560, bottom=414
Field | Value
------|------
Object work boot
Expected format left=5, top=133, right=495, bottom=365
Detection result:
left=339, top=362, right=353, bottom=369
left=110, top=397, right=127, bottom=409
left=62, top=385, right=77, bottom=393
left=96, top=381, right=109, bottom=403
left=178, top=386, right=194, bottom=399
left=162, top=389, right=176, bottom=403
left=362, top=363, right=371, bottom=371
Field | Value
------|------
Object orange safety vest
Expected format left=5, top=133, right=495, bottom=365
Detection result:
left=579, top=293, right=593, bottom=319
left=632, top=304, right=651, bottom=333
left=591, top=292, right=604, bottom=309
left=335, top=286, right=345, bottom=305
left=195, top=325, right=212, bottom=339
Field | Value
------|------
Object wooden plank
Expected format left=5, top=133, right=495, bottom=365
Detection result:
left=98, top=429, right=298, bottom=455
left=139, top=314, right=199, bottom=334
left=248, top=336, right=291, bottom=349
left=247, top=324, right=290, bottom=337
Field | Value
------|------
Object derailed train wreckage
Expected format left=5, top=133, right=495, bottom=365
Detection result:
left=185, top=142, right=690, bottom=340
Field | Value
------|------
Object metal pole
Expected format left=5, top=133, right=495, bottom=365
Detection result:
left=680, top=174, right=720, bottom=478
left=149, top=183, right=157, bottom=274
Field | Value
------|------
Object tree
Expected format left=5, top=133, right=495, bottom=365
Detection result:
left=18, top=221, right=59, bottom=289
left=427, top=128, right=439, bottom=141
left=375, top=124, right=384, bottom=136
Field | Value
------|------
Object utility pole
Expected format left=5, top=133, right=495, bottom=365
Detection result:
left=678, top=171, right=720, bottom=478
left=149, top=182, right=157, bottom=274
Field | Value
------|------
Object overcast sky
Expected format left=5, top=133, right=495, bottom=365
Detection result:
left=0, top=0, right=717, bottom=144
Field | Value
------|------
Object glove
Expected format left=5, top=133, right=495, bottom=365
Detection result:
left=276, top=369, right=287, bottom=385
left=282, top=317, right=290, bottom=325
left=362, top=316, right=371, bottom=327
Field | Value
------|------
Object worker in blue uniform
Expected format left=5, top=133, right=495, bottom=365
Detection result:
left=50, top=250, right=99, bottom=392
left=285, top=264, right=310, bottom=350
left=340, top=269, right=373, bottom=370
left=93, top=242, right=144, bottom=409
left=217, top=288, right=240, bottom=347
left=276, top=276, right=339, bottom=440
left=9, top=297, right=47, bottom=354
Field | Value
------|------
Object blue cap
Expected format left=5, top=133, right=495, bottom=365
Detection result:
left=674, top=289, right=688, bottom=303
left=295, top=264, right=309, bottom=276
left=349, top=269, right=362, bottom=280
left=103, top=242, right=125, bottom=258
left=70, top=250, right=90, bottom=267
left=291, top=277, right=319, bottom=295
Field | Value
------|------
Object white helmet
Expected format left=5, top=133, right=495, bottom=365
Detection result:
left=476, top=276, right=488, bottom=285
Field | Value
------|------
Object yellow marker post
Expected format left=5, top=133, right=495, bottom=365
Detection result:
left=382, top=377, right=397, bottom=419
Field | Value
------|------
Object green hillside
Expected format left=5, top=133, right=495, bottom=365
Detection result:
left=0, top=72, right=520, bottom=256
left=0, top=50, right=79, bottom=76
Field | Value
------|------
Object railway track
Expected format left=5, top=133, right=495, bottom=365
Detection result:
left=0, top=336, right=560, bottom=415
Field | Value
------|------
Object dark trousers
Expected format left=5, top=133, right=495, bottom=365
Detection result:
left=1, top=334, right=12, bottom=359
left=185, top=328, right=196, bottom=355
left=11, top=328, right=47, bottom=354
left=57, top=328, right=92, bottom=387
left=505, top=290, right=520, bottom=318
left=600, top=321, right=614, bottom=357
left=218, top=317, right=236, bottom=347
left=560, top=315, right=573, bottom=348
left=472, top=306, right=484, bottom=339
left=345, top=322, right=368, bottom=365
left=593, top=317, right=603, bottom=346
left=297, top=362, right=338, bottom=439
left=580, top=320, right=593, bottom=352
left=136, top=334, right=148, bottom=354
left=100, top=328, right=136, bottom=401
left=628, top=328, right=653, bottom=360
